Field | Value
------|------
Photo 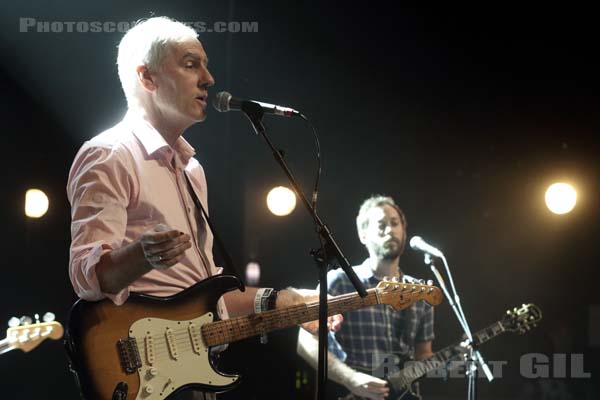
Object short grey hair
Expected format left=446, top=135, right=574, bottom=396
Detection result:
left=356, top=195, right=407, bottom=236
left=116, top=17, right=198, bottom=106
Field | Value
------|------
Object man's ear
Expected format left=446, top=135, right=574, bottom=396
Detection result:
left=136, top=65, right=156, bottom=92
left=358, top=229, right=368, bottom=245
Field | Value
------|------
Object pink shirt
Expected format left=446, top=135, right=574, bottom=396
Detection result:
left=67, top=112, right=228, bottom=317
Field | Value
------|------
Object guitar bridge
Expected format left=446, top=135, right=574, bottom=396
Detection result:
left=117, top=337, right=142, bottom=374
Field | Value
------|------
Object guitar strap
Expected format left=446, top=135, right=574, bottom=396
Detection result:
left=183, top=171, right=245, bottom=287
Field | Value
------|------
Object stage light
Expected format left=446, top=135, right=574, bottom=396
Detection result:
left=266, top=186, right=296, bottom=216
left=25, top=189, right=49, bottom=218
left=545, top=183, right=577, bottom=214
left=245, top=261, right=261, bottom=286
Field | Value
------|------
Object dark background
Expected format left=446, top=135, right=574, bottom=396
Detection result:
left=0, top=1, right=598, bottom=399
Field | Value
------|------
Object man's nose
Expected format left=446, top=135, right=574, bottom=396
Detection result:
left=199, top=68, right=215, bottom=88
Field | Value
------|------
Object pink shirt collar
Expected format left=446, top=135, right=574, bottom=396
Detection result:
left=124, top=111, right=196, bottom=166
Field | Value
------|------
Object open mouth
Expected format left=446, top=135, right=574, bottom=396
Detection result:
left=196, top=96, right=207, bottom=106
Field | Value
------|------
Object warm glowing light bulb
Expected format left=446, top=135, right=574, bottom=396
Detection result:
left=545, top=183, right=577, bottom=214
left=245, top=261, right=261, bottom=286
left=266, top=186, right=296, bottom=216
left=25, top=189, right=49, bottom=218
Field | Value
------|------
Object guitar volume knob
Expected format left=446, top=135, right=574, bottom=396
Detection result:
left=147, top=367, right=158, bottom=378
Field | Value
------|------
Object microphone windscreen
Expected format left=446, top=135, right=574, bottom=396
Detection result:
left=409, top=236, right=422, bottom=249
left=213, top=91, right=231, bottom=112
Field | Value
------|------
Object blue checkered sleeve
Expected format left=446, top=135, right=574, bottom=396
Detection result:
left=416, top=303, right=435, bottom=342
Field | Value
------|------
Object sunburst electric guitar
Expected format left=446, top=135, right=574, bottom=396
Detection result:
left=65, top=274, right=442, bottom=400
left=340, top=303, right=542, bottom=400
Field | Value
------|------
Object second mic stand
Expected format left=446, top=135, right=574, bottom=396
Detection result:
left=240, top=101, right=368, bottom=400
left=423, top=254, right=493, bottom=400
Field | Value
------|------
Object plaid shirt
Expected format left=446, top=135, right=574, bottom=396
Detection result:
left=327, top=259, right=435, bottom=371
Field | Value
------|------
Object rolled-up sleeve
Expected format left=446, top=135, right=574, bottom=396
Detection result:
left=67, top=143, right=133, bottom=304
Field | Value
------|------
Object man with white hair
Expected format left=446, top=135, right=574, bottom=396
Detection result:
left=67, top=17, right=340, bottom=400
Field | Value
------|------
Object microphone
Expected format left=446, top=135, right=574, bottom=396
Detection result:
left=212, top=91, right=301, bottom=117
left=409, top=236, right=444, bottom=258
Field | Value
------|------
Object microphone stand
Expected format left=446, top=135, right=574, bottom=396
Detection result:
left=422, top=254, right=493, bottom=400
left=239, top=101, right=368, bottom=400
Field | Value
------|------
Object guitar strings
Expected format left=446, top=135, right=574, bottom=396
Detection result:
left=126, top=286, right=430, bottom=366
left=128, top=287, right=413, bottom=345
left=131, top=284, right=427, bottom=346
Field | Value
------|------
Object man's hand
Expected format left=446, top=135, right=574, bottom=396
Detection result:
left=140, top=224, right=191, bottom=270
left=276, top=289, right=343, bottom=335
left=346, top=371, right=389, bottom=400
left=301, top=313, right=343, bottom=335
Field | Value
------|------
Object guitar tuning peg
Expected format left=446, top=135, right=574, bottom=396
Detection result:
left=391, top=276, right=399, bottom=283
left=382, top=276, right=389, bottom=282
left=35, top=314, right=40, bottom=324
left=20, top=316, right=33, bottom=326
left=42, top=312, right=56, bottom=322
left=427, top=280, right=433, bottom=286
left=8, top=317, right=20, bottom=328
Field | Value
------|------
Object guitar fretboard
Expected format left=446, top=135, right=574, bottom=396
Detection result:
left=392, top=321, right=506, bottom=388
left=201, top=290, right=383, bottom=347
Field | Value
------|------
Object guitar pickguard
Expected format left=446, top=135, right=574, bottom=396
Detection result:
left=128, top=312, right=238, bottom=399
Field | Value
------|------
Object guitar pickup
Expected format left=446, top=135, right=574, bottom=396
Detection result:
left=165, top=327, right=179, bottom=360
left=188, top=323, right=202, bottom=355
left=117, top=337, right=142, bottom=374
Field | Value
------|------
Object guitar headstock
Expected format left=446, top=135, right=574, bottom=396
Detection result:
left=501, top=303, right=542, bottom=334
left=5, top=318, right=64, bottom=353
left=376, top=277, right=443, bottom=310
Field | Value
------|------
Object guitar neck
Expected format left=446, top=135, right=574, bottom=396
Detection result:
left=391, top=320, right=506, bottom=388
left=0, top=338, right=13, bottom=355
left=202, top=290, right=381, bottom=347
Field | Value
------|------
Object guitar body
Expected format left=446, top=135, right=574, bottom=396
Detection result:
left=333, top=360, right=421, bottom=400
left=65, top=275, right=243, bottom=400
left=390, top=384, right=420, bottom=400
